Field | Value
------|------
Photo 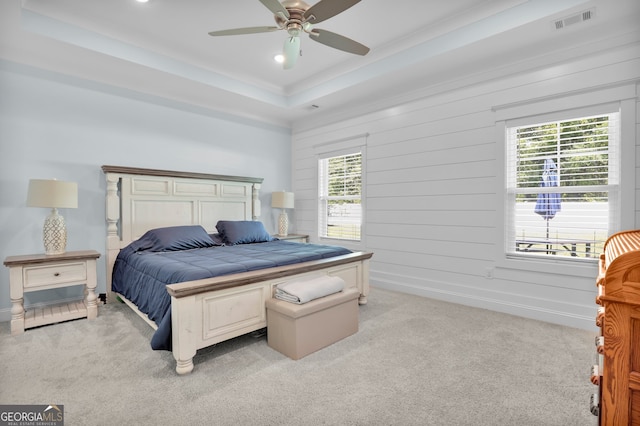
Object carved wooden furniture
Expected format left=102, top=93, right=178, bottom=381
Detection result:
left=4, top=250, right=100, bottom=335
left=102, top=165, right=372, bottom=374
left=591, top=229, right=640, bottom=425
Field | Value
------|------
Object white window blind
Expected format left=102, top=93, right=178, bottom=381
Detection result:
left=318, top=151, right=362, bottom=241
left=506, top=111, right=620, bottom=260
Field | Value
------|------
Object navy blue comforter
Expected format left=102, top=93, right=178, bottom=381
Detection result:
left=112, top=240, right=352, bottom=350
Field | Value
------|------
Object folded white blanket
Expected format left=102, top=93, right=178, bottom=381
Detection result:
left=274, top=275, right=346, bottom=304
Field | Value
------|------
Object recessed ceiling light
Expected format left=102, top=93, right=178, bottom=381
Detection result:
left=136, top=0, right=149, bottom=3
left=274, top=54, right=284, bottom=64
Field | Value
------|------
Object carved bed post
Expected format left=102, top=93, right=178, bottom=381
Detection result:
left=252, top=183, right=261, bottom=220
left=171, top=295, right=196, bottom=375
left=105, top=172, right=120, bottom=303
left=359, top=258, right=370, bottom=305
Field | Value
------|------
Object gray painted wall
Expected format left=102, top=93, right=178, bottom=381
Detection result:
left=0, top=63, right=292, bottom=318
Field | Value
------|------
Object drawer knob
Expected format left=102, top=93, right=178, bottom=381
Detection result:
left=54, top=272, right=60, bottom=277
left=590, top=393, right=599, bottom=416
left=595, top=306, right=605, bottom=327
left=590, top=364, right=600, bottom=385
left=595, top=336, right=604, bottom=354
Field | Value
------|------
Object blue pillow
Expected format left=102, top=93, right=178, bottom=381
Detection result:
left=131, top=225, right=219, bottom=252
left=216, top=220, right=274, bottom=245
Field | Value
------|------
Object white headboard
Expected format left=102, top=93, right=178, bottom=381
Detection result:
left=102, top=165, right=263, bottom=300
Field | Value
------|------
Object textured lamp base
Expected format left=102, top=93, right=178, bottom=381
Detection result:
left=43, top=208, right=67, bottom=255
left=278, top=210, right=289, bottom=236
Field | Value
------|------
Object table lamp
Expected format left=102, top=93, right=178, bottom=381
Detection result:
left=271, top=191, right=294, bottom=236
left=27, top=179, right=78, bottom=255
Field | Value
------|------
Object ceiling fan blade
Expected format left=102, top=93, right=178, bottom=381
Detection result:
left=303, top=0, right=360, bottom=24
left=259, top=0, right=290, bottom=19
left=283, top=36, right=300, bottom=69
left=208, top=26, right=280, bottom=36
left=309, top=29, right=370, bottom=55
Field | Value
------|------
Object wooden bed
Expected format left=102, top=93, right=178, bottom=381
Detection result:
left=102, top=165, right=372, bottom=374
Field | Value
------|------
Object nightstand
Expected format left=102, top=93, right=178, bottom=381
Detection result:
left=4, top=250, right=101, bottom=335
left=274, top=234, right=309, bottom=243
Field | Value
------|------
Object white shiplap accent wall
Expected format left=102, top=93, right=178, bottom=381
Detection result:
left=292, top=42, right=640, bottom=331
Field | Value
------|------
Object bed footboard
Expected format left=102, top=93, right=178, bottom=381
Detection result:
left=167, top=252, right=372, bottom=374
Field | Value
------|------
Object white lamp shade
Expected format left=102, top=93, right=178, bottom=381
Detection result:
left=271, top=191, right=294, bottom=209
left=27, top=179, right=78, bottom=209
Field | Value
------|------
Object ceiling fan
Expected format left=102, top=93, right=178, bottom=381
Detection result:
left=208, top=0, right=370, bottom=69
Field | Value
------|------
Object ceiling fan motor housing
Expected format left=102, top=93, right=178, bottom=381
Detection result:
left=275, top=0, right=310, bottom=32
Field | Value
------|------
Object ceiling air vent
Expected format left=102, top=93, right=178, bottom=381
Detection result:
left=553, top=8, right=595, bottom=30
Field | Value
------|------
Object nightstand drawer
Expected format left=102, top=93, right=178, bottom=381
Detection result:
left=24, top=262, right=87, bottom=289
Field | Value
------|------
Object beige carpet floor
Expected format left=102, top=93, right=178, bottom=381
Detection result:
left=0, top=287, right=598, bottom=425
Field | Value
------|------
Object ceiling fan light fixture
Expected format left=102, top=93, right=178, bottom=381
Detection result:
left=283, top=36, right=300, bottom=69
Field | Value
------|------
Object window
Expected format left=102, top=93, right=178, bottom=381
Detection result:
left=318, top=151, right=362, bottom=241
left=506, top=111, right=620, bottom=260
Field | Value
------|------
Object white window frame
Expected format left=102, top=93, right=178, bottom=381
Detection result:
left=493, top=85, right=636, bottom=277
left=506, top=108, right=619, bottom=263
left=313, top=133, right=367, bottom=250
left=318, top=149, right=363, bottom=243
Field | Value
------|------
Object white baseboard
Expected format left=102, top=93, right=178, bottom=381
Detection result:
left=371, top=279, right=598, bottom=332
